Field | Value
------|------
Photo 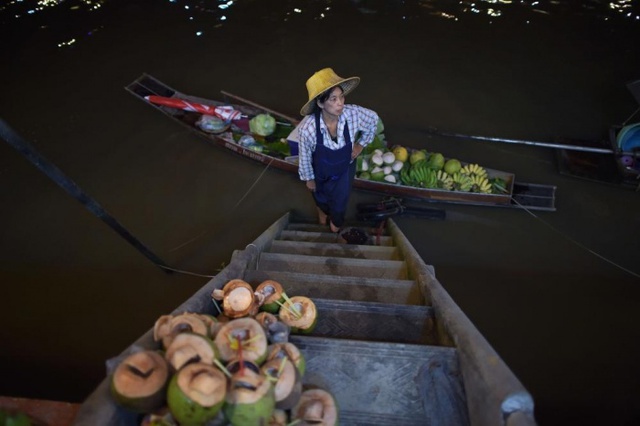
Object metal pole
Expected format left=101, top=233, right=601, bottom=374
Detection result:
left=0, top=118, right=172, bottom=273
left=425, top=127, right=637, bottom=156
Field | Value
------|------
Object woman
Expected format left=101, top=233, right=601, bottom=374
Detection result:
left=296, top=68, right=379, bottom=233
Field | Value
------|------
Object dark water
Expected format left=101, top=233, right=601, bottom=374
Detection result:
left=2, top=1, right=640, bottom=424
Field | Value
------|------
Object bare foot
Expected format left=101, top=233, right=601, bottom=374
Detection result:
left=329, top=221, right=340, bottom=233
left=317, top=207, right=328, bottom=225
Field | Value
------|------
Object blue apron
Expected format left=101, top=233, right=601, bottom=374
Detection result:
left=312, top=111, right=356, bottom=228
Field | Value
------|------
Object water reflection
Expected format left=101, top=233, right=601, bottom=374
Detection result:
left=2, top=0, right=639, bottom=48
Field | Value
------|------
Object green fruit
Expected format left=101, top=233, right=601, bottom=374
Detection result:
left=167, top=363, right=227, bottom=426
left=427, top=152, right=445, bottom=170
left=358, top=171, right=371, bottom=180
left=3, top=412, right=31, bottom=426
left=370, top=170, right=385, bottom=181
left=409, top=150, right=427, bottom=165
left=444, top=159, right=462, bottom=175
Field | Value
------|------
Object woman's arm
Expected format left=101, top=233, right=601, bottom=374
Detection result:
left=297, top=117, right=316, bottom=182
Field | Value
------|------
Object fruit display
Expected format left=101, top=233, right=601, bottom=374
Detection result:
left=108, top=279, right=337, bottom=426
left=356, top=142, right=511, bottom=195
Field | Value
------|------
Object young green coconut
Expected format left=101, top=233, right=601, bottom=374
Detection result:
left=154, top=312, right=210, bottom=349
left=110, top=350, right=169, bottom=413
left=261, top=357, right=303, bottom=410
left=167, top=362, right=227, bottom=426
left=223, top=366, right=276, bottom=426
left=291, top=388, right=339, bottom=426
left=267, top=342, right=306, bottom=377
left=164, top=332, right=219, bottom=372
left=255, top=280, right=285, bottom=314
left=277, top=296, right=318, bottom=334
left=212, top=279, right=263, bottom=318
left=214, top=317, right=269, bottom=365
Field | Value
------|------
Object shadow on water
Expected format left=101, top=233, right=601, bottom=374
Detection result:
left=2, top=1, right=640, bottom=425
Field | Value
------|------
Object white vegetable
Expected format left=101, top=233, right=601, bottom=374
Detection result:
left=383, top=166, right=392, bottom=175
left=392, top=160, right=404, bottom=172
left=361, top=157, right=369, bottom=172
left=384, top=174, right=397, bottom=184
left=371, top=166, right=384, bottom=174
left=373, top=149, right=384, bottom=157
left=382, top=152, right=396, bottom=165
left=371, top=154, right=384, bottom=166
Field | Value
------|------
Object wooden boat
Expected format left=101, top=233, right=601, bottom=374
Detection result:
left=555, top=126, right=640, bottom=190
left=126, top=74, right=556, bottom=210
left=74, top=213, right=537, bottom=425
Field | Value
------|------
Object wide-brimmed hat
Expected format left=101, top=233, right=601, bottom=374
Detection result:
left=300, top=68, right=360, bottom=116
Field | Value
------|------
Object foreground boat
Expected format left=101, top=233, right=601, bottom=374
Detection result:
left=74, top=213, right=536, bottom=425
left=125, top=74, right=556, bottom=211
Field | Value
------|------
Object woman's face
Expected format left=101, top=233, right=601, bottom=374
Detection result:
left=318, top=86, right=345, bottom=117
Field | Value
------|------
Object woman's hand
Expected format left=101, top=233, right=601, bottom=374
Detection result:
left=351, top=143, right=364, bottom=160
left=306, top=179, right=316, bottom=192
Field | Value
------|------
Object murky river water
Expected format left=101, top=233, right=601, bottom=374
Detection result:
left=2, top=1, right=640, bottom=424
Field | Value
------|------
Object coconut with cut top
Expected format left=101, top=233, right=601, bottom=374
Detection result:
left=267, top=342, right=306, bottom=377
left=110, top=350, right=169, bottom=413
left=212, top=279, right=262, bottom=318
left=255, top=280, right=285, bottom=314
left=223, top=367, right=276, bottom=426
left=214, top=317, right=269, bottom=365
left=167, top=362, right=227, bottom=425
left=261, top=357, right=302, bottom=410
left=154, top=312, right=210, bottom=349
left=277, top=296, right=317, bottom=334
left=291, top=388, right=339, bottom=426
left=165, top=332, right=219, bottom=372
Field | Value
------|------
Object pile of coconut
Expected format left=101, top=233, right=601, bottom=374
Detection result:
left=109, top=278, right=337, bottom=426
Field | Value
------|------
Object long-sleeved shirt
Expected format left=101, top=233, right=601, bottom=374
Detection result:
left=296, top=104, right=379, bottom=181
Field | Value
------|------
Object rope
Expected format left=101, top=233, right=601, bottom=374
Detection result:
left=510, top=197, right=640, bottom=279
left=161, top=159, right=274, bottom=277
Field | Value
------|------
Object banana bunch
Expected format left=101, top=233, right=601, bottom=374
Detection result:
left=436, top=170, right=454, bottom=190
left=460, top=163, right=488, bottom=180
left=400, top=165, right=418, bottom=186
left=451, top=172, right=473, bottom=192
left=401, top=161, right=437, bottom=188
left=470, top=175, right=492, bottom=193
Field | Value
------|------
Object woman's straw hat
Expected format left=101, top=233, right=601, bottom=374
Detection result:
left=300, top=68, right=360, bottom=116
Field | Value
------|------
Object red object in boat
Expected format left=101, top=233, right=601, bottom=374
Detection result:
left=145, top=95, right=243, bottom=120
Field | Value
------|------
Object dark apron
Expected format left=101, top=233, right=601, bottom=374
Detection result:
left=311, top=111, right=356, bottom=227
